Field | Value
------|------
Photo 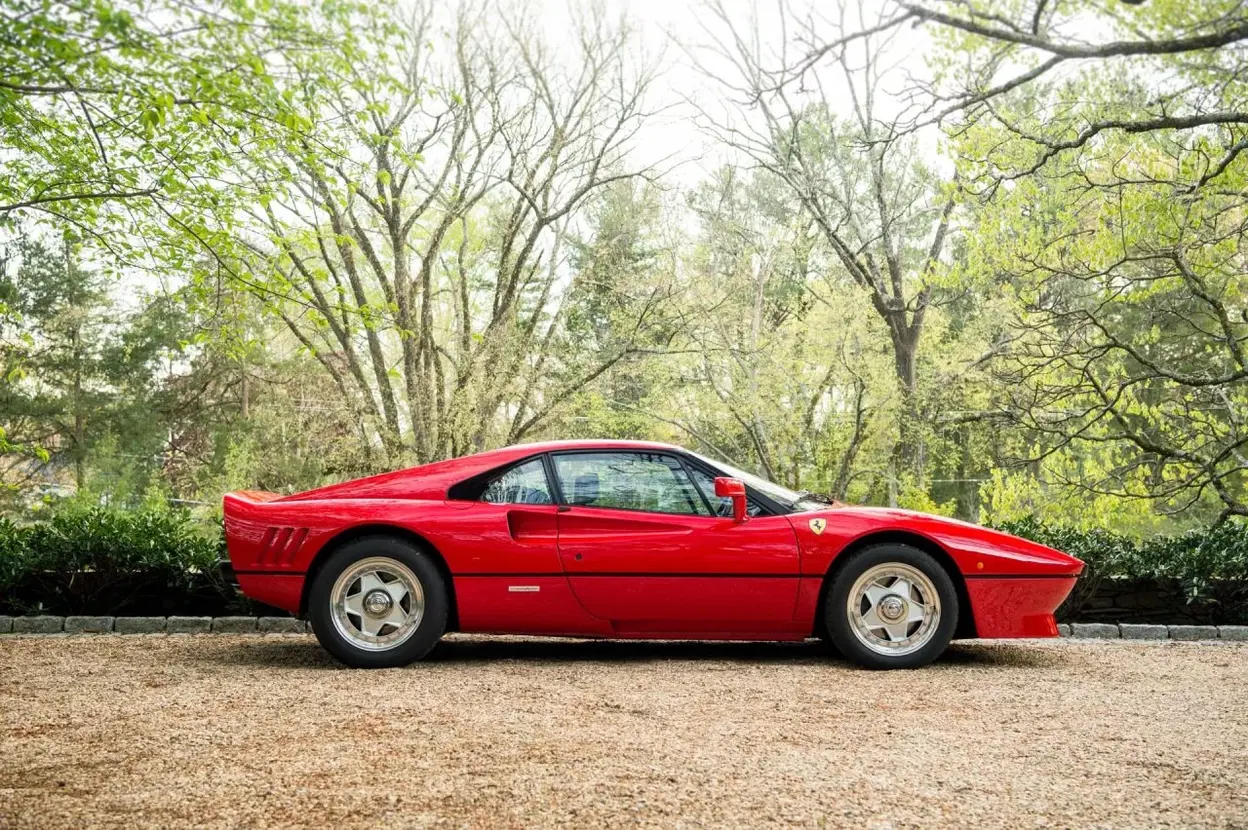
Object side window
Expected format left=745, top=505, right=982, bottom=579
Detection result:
left=552, top=452, right=712, bottom=515
left=480, top=459, right=553, bottom=505
left=687, top=466, right=764, bottom=518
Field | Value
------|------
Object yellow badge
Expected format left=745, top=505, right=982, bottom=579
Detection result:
left=809, top=518, right=827, bottom=535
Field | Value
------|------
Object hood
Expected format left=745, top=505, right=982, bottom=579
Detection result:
left=798, top=505, right=1084, bottom=578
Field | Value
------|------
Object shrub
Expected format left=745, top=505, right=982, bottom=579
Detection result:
left=998, top=517, right=1248, bottom=621
left=0, top=505, right=232, bottom=615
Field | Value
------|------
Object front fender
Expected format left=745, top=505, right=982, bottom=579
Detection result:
left=789, top=507, right=1083, bottom=578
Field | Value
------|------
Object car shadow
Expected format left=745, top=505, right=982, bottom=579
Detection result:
left=939, top=640, right=1068, bottom=669
left=190, top=634, right=1066, bottom=671
left=429, top=637, right=829, bottom=665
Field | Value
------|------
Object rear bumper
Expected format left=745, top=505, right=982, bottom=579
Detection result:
left=236, top=572, right=305, bottom=616
left=965, top=576, right=1078, bottom=638
left=220, top=556, right=303, bottom=615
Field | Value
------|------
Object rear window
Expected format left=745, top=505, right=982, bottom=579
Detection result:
left=447, top=456, right=552, bottom=503
left=479, top=459, right=553, bottom=504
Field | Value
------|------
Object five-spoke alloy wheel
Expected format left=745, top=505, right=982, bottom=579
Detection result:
left=309, top=537, right=448, bottom=668
left=825, top=544, right=958, bottom=669
left=330, top=557, right=425, bottom=651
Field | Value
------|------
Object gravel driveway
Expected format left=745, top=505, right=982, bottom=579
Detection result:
left=1, top=634, right=1245, bottom=829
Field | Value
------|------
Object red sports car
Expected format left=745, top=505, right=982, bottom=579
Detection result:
left=223, top=439, right=1082, bottom=669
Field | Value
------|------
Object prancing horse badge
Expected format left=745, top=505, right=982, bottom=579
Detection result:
left=809, top=518, right=827, bottom=535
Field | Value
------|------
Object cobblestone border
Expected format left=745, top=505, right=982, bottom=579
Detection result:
left=1056, top=623, right=1246, bottom=640
left=0, top=616, right=1245, bottom=640
left=0, top=616, right=311, bottom=634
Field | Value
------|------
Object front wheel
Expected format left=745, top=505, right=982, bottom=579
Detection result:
left=308, top=537, right=448, bottom=668
left=825, top=544, right=958, bottom=670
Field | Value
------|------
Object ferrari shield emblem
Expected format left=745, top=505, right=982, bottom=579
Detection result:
left=809, top=518, right=827, bottom=535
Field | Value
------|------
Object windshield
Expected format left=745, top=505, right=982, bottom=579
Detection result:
left=687, top=451, right=829, bottom=513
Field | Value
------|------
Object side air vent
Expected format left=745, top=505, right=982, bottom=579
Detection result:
left=257, top=526, right=309, bottom=567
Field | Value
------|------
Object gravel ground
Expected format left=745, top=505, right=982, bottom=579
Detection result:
left=1, top=635, right=1245, bottom=829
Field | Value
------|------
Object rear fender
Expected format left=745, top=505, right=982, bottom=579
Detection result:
left=222, top=493, right=445, bottom=574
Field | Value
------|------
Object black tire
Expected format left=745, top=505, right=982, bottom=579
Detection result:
left=824, top=544, right=958, bottom=670
left=308, top=536, right=449, bottom=668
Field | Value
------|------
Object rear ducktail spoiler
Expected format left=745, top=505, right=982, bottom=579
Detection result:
left=224, top=490, right=283, bottom=505
left=222, top=490, right=309, bottom=579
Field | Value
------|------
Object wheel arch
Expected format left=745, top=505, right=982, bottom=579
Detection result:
left=301, top=523, right=459, bottom=631
left=814, top=529, right=976, bottom=640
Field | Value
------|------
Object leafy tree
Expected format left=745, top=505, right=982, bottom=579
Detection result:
left=698, top=0, right=968, bottom=500
left=914, top=0, right=1248, bottom=522
left=0, top=0, right=368, bottom=233
left=765, top=0, right=1248, bottom=522
left=546, top=180, right=683, bottom=440
left=214, top=2, right=680, bottom=464
left=961, top=129, right=1248, bottom=522
left=656, top=165, right=892, bottom=499
left=156, top=280, right=380, bottom=502
left=0, top=234, right=179, bottom=492
left=4, top=0, right=1245, bottom=540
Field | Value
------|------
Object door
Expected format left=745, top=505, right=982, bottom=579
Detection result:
left=444, top=457, right=605, bottom=636
left=551, top=451, right=802, bottom=633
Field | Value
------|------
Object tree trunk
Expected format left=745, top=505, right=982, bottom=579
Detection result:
left=888, top=315, right=924, bottom=485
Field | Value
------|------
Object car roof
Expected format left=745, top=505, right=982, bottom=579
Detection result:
left=492, top=438, right=682, bottom=454
left=279, top=438, right=690, bottom=502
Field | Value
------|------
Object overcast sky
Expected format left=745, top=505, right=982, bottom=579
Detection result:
left=531, top=0, right=939, bottom=184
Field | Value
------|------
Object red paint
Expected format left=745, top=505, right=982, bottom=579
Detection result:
left=714, top=476, right=748, bottom=522
left=965, top=577, right=1077, bottom=638
left=236, top=573, right=303, bottom=612
left=454, top=576, right=610, bottom=636
left=789, top=507, right=1083, bottom=578
left=223, top=440, right=1082, bottom=648
left=556, top=508, right=801, bottom=625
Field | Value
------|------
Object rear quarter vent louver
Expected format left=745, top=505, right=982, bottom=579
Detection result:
left=256, top=526, right=309, bottom=568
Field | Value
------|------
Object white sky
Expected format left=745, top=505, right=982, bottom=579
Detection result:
left=576, top=0, right=940, bottom=184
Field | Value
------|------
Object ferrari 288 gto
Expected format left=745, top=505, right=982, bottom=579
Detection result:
left=223, top=440, right=1083, bottom=669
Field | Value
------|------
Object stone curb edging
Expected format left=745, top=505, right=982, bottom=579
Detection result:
left=1058, top=623, right=1247, bottom=641
left=0, top=615, right=310, bottom=634
left=0, top=616, right=1245, bottom=640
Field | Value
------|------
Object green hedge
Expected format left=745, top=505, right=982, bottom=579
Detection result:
left=998, top=517, right=1248, bottom=621
left=0, top=506, right=235, bottom=616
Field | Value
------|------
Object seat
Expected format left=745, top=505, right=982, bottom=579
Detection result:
left=571, top=473, right=599, bottom=505
left=518, top=487, right=552, bottom=505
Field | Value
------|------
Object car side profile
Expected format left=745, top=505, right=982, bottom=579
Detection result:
left=222, top=439, right=1083, bottom=669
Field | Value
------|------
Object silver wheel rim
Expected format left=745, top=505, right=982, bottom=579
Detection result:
left=846, top=562, right=941, bottom=657
left=330, top=557, right=425, bottom=652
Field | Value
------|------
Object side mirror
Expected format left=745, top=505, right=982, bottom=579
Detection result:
left=714, top=477, right=748, bottom=523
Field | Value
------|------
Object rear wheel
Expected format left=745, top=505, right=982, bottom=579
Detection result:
left=308, top=537, right=448, bottom=668
left=825, top=544, right=958, bottom=669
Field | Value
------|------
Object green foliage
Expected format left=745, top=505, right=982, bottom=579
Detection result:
left=0, top=0, right=378, bottom=245
left=980, top=469, right=1175, bottom=539
left=1000, top=517, right=1248, bottom=620
left=0, top=504, right=226, bottom=615
left=2, top=0, right=1245, bottom=555
left=942, top=1, right=1248, bottom=523
left=1, top=235, right=186, bottom=492
left=896, top=482, right=959, bottom=518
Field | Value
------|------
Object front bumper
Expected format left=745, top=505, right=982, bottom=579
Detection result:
left=965, top=576, right=1078, bottom=638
